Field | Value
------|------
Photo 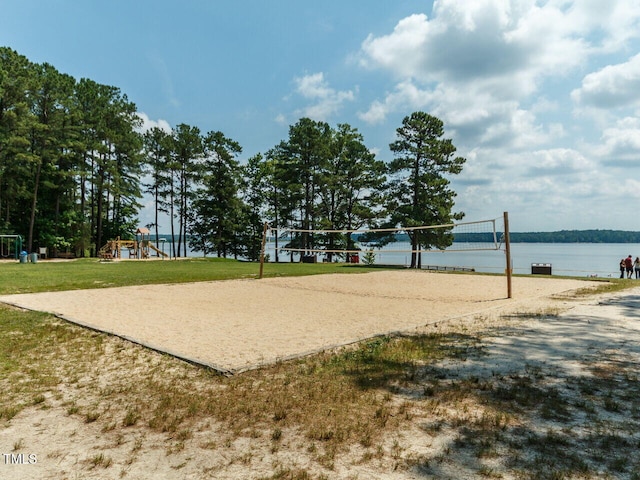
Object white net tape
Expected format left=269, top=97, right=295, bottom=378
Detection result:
left=267, top=217, right=503, bottom=256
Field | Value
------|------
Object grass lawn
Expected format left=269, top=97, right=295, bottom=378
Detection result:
left=0, top=258, right=375, bottom=295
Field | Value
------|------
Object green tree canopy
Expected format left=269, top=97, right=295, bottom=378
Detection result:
left=386, top=112, right=466, bottom=268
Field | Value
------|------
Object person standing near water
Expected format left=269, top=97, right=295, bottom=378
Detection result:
left=620, top=258, right=626, bottom=278
left=634, top=257, right=640, bottom=279
left=625, top=255, right=634, bottom=279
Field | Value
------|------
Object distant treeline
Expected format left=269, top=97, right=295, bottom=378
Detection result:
left=356, top=230, right=640, bottom=244
left=506, top=230, right=640, bottom=243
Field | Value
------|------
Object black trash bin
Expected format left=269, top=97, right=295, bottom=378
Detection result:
left=301, top=255, right=317, bottom=264
left=531, top=263, right=552, bottom=275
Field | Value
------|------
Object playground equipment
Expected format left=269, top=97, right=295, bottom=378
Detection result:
left=0, top=235, right=23, bottom=260
left=99, top=228, right=168, bottom=260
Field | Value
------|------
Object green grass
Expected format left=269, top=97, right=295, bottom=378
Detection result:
left=0, top=258, right=378, bottom=295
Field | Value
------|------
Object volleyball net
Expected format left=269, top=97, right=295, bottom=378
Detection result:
left=264, top=216, right=504, bottom=259
left=258, top=213, right=513, bottom=297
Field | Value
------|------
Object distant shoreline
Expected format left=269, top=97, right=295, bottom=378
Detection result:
left=152, top=230, right=640, bottom=245
left=503, top=230, right=640, bottom=243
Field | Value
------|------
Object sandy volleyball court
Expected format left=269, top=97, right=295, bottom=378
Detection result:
left=0, top=271, right=598, bottom=373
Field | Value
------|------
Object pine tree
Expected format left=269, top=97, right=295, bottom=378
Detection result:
left=387, top=112, right=465, bottom=268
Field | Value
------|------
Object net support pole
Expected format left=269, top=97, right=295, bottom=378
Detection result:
left=503, top=211, right=512, bottom=299
left=259, top=222, right=269, bottom=279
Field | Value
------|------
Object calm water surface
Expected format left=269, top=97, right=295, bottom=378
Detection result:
left=372, top=242, right=640, bottom=278
left=177, top=240, right=639, bottom=278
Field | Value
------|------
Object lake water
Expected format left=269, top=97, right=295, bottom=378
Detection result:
left=262, top=242, right=639, bottom=278
left=162, top=239, right=639, bottom=278
left=366, top=242, right=638, bottom=278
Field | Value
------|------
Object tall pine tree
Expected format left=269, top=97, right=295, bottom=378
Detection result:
left=387, top=112, right=465, bottom=268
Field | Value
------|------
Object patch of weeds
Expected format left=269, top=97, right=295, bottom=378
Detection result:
left=65, top=403, right=79, bottom=416
left=88, top=452, right=112, bottom=469
left=307, top=423, right=336, bottom=442
left=131, top=437, right=144, bottom=453
left=608, top=455, right=629, bottom=473
left=478, top=465, right=502, bottom=478
left=271, top=427, right=282, bottom=441
left=587, top=431, right=630, bottom=452
left=176, top=428, right=192, bottom=442
left=528, top=429, right=572, bottom=450
left=101, top=421, right=117, bottom=433
left=476, top=438, right=499, bottom=459
left=603, top=394, right=621, bottom=413
left=114, top=434, right=125, bottom=447
left=358, top=430, right=373, bottom=448
left=390, top=438, right=404, bottom=459
left=491, top=375, right=572, bottom=421
left=572, top=396, right=597, bottom=415
left=258, top=468, right=317, bottom=480
left=123, top=408, right=140, bottom=427
left=374, top=405, right=391, bottom=427
left=316, top=444, right=337, bottom=470
left=474, top=411, right=511, bottom=431
left=510, top=430, right=592, bottom=478
left=0, top=405, right=21, bottom=420
left=0, top=306, right=105, bottom=422
left=272, top=405, right=288, bottom=422
left=84, top=410, right=100, bottom=423
left=501, top=307, right=561, bottom=319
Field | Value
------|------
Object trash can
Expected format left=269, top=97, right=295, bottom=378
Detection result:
left=29, top=252, right=38, bottom=263
left=531, top=263, right=552, bottom=275
left=19, top=251, right=28, bottom=263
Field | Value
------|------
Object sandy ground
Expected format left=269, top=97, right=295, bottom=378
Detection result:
left=2, top=272, right=640, bottom=478
left=0, top=271, right=598, bottom=373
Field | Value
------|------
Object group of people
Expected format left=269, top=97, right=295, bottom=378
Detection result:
left=619, top=255, right=640, bottom=279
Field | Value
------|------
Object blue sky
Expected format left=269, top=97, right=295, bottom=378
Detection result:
left=3, top=0, right=640, bottom=232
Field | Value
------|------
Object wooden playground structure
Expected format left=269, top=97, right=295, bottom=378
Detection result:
left=99, top=228, right=168, bottom=260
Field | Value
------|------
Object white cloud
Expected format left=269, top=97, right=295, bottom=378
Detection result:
left=565, top=0, right=640, bottom=52
left=530, top=97, right=559, bottom=114
left=357, top=0, right=636, bottom=127
left=358, top=80, right=433, bottom=124
left=593, top=116, right=640, bottom=165
left=361, top=1, right=589, bottom=88
left=360, top=14, right=433, bottom=79
left=350, top=0, right=640, bottom=229
left=528, top=148, right=594, bottom=176
left=135, top=112, right=172, bottom=133
left=292, top=72, right=356, bottom=121
left=572, top=53, right=640, bottom=109
left=357, top=99, right=388, bottom=125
